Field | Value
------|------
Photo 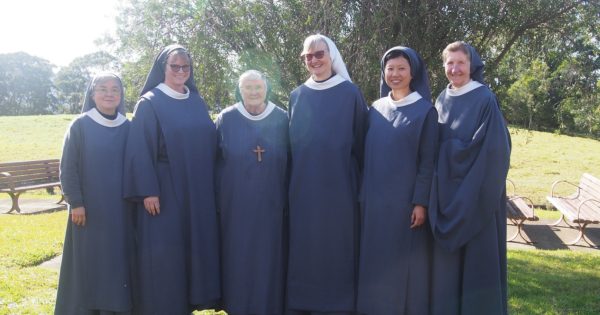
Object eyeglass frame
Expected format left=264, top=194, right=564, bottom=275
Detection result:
left=301, top=50, right=327, bottom=62
left=168, top=64, right=191, bottom=73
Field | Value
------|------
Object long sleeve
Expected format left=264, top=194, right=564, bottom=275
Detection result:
left=123, top=98, right=161, bottom=200
left=412, top=108, right=439, bottom=207
left=59, top=119, right=84, bottom=209
left=430, top=94, right=511, bottom=251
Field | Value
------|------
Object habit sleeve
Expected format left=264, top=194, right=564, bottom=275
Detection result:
left=60, top=119, right=84, bottom=209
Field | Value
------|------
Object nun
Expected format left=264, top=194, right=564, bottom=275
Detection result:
left=356, top=46, right=438, bottom=315
left=286, top=34, right=368, bottom=315
left=123, top=45, right=220, bottom=314
left=55, top=73, right=134, bottom=315
left=429, top=41, right=511, bottom=315
left=215, top=70, right=288, bottom=315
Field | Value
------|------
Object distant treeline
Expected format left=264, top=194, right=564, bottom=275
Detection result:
left=0, top=0, right=598, bottom=137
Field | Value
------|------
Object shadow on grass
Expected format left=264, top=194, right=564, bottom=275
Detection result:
left=508, top=250, right=600, bottom=314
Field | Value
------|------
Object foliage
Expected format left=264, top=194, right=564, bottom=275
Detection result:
left=54, top=52, right=122, bottom=114
left=0, top=52, right=57, bottom=115
left=105, top=0, right=598, bottom=109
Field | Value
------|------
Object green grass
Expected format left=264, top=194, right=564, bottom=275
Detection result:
left=0, top=212, right=66, bottom=314
left=508, top=250, right=600, bottom=314
left=508, top=128, right=600, bottom=206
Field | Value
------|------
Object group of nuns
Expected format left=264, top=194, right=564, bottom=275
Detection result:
left=55, top=34, right=511, bottom=315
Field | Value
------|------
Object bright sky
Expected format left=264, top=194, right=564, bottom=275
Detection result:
left=0, top=0, right=120, bottom=68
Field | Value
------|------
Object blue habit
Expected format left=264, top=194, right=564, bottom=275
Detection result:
left=287, top=75, right=368, bottom=312
left=357, top=93, right=438, bottom=315
left=216, top=102, right=289, bottom=315
left=56, top=110, right=133, bottom=314
left=123, top=88, right=220, bottom=314
left=429, top=82, right=511, bottom=315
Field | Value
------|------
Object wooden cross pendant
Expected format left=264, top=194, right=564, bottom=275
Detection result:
left=253, top=145, right=265, bottom=162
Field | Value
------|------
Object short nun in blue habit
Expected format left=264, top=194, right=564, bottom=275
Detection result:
left=216, top=70, right=288, bottom=315
left=123, top=45, right=220, bottom=314
left=356, top=46, right=438, bottom=315
left=428, top=42, right=511, bottom=315
left=55, top=73, right=134, bottom=315
left=286, top=34, right=368, bottom=315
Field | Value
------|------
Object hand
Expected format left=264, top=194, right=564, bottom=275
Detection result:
left=71, top=207, right=86, bottom=226
left=144, top=196, right=160, bottom=216
left=410, top=205, right=427, bottom=229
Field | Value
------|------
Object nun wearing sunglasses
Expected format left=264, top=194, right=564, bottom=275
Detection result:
left=123, top=44, right=220, bottom=314
left=286, top=34, right=368, bottom=315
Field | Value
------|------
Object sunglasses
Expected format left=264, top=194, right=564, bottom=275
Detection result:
left=169, top=64, right=191, bottom=73
left=301, top=50, right=326, bottom=62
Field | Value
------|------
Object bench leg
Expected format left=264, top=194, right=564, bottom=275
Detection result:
left=566, top=223, right=597, bottom=247
left=5, top=192, right=22, bottom=214
left=56, top=187, right=65, bottom=205
left=550, top=214, right=575, bottom=228
left=507, top=218, right=535, bottom=244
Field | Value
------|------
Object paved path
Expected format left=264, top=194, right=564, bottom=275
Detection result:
left=507, top=219, right=599, bottom=253
left=0, top=198, right=66, bottom=215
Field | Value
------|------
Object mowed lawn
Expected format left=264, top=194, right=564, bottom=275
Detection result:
left=1, top=115, right=600, bottom=314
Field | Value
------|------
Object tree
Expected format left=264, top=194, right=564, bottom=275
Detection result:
left=0, top=52, right=56, bottom=115
left=54, top=51, right=121, bottom=114
left=105, top=0, right=599, bottom=136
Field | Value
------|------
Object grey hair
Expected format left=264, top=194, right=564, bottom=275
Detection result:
left=301, top=34, right=330, bottom=55
left=238, top=70, right=267, bottom=88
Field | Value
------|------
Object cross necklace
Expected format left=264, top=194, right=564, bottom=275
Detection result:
left=253, top=145, right=265, bottom=162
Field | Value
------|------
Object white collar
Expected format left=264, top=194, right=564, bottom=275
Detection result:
left=235, top=101, right=276, bottom=121
left=157, top=83, right=190, bottom=99
left=387, top=91, right=422, bottom=107
left=446, top=80, right=483, bottom=96
left=84, top=108, right=127, bottom=127
left=304, top=74, right=346, bottom=90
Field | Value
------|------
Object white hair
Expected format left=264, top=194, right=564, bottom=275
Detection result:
left=238, top=69, right=267, bottom=88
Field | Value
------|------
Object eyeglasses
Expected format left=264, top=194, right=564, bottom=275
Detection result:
left=94, top=88, right=120, bottom=95
left=301, top=50, right=326, bottom=62
left=169, top=64, right=191, bottom=73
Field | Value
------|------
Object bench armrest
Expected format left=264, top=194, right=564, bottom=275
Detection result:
left=506, top=179, right=516, bottom=197
left=550, top=180, right=581, bottom=198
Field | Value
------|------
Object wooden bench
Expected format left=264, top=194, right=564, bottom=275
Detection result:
left=0, top=159, right=64, bottom=214
left=506, top=179, right=538, bottom=243
left=546, top=173, right=600, bottom=247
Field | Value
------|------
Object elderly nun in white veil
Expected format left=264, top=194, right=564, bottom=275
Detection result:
left=286, top=34, right=368, bottom=315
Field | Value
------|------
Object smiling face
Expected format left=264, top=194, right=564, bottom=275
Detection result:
left=303, top=40, right=332, bottom=81
left=384, top=55, right=412, bottom=99
left=164, top=52, right=191, bottom=92
left=444, top=50, right=471, bottom=89
left=240, top=78, right=267, bottom=111
left=92, top=78, right=121, bottom=115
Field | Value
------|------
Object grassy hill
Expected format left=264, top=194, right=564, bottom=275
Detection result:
left=1, top=114, right=599, bottom=205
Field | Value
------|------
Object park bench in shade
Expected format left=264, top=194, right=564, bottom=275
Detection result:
left=547, top=173, right=600, bottom=247
left=506, top=179, right=538, bottom=243
left=0, top=159, right=64, bottom=214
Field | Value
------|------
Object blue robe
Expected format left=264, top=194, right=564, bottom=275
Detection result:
left=287, top=76, right=368, bottom=313
left=123, top=88, right=220, bottom=314
left=357, top=93, right=437, bottom=315
left=216, top=102, right=289, bottom=315
left=429, top=82, right=511, bottom=315
left=55, top=110, right=133, bottom=315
